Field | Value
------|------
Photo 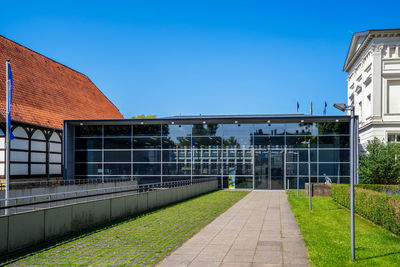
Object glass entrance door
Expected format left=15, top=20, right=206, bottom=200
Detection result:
left=254, top=149, right=284, bottom=190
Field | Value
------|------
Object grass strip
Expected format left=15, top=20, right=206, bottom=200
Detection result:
left=288, top=196, right=400, bottom=267
left=2, top=190, right=248, bottom=266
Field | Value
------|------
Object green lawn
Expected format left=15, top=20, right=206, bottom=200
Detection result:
left=286, top=189, right=305, bottom=195
left=2, top=190, right=248, bottom=266
left=288, top=196, right=400, bottom=267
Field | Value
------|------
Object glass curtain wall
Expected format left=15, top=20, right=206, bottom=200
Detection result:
left=74, top=121, right=350, bottom=189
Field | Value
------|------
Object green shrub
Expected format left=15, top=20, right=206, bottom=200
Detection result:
left=357, top=184, right=400, bottom=194
left=331, top=184, right=400, bottom=235
left=359, top=138, right=400, bottom=184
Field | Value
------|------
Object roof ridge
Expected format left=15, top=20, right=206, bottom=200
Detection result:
left=0, top=33, right=89, bottom=78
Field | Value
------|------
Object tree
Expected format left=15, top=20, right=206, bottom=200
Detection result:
left=131, top=114, right=156, bottom=119
left=359, top=138, right=400, bottom=184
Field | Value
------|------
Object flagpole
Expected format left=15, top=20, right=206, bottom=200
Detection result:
left=5, top=60, right=10, bottom=214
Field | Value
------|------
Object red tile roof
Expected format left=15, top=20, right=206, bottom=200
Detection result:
left=0, top=35, right=123, bottom=130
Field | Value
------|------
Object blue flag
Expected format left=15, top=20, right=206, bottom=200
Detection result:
left=7, top=63, right=15, bottom=140
left=296, top=101, right=299, bottom=113
left=323, top=101, right=327, bottom=116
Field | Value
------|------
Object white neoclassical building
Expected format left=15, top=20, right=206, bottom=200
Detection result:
left=344, top=28, right=400, bottom=150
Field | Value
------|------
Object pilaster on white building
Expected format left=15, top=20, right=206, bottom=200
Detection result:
left=344, top=29, right=400, bottom=150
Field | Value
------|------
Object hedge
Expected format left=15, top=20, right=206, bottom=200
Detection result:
left=331, top=184, right=400, bottom=236
left=356, top=184, right=400, bottom=195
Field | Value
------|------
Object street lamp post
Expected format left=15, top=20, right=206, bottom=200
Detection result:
left=301, top=140, right=311, bottom=210
left=334, top=103, right=356, bottom=262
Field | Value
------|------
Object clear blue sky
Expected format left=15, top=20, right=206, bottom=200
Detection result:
left=1, top=0, right=399, bottom=118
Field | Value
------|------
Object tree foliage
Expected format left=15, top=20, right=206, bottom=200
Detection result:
left=131, top=114, right=156, bottom=119
left=359, top=138, right=400, bottom=184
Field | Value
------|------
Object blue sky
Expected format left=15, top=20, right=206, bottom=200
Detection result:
left=1, top=0, right=399, bottom=118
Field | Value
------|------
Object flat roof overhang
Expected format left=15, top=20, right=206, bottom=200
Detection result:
left=64, top=114, right=352, bottom=127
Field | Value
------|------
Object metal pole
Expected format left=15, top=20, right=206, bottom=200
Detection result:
left=284, top=146, right=286, bottom=190
left=308, top=142, right=311, bottom=210
left=350, top=107, right=355, bottom=261
left=5, top=60, right=10, bottom=214
left=297, top=152, right=299, bottom=196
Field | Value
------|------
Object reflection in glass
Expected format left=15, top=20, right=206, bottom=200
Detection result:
left=104, top=125, right=131, bottom=136
left=75, top=138, right=102, bottom=149
left=104, top=151, right=131, bottom=162
left=104, top=164, right=131, bottom=175
left=133, top=163, right=161, bottom=175
left=104, top=138, right=131, bottom=149
left=75, top=125, right=102, bottom=137
left=133, top=125, right=161, bottom=136
left=75, top=163, right=102, bottom=175
left=133, top=150, right=161, bottom=162
left=192, top=124, right=222, bottom=136
left=133, top=137, right=161, bottom=149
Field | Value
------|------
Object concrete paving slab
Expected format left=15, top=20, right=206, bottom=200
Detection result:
left=157, top=191, right=309, bottom=266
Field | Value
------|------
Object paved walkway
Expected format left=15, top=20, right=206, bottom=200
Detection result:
left=158, top=191, right=309, bottom=267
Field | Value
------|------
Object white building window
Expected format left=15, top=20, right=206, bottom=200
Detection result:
left=388, top=133, right=400, bottom=143
left=387, top=80, right=400, bottom=114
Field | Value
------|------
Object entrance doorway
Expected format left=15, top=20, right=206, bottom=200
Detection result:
left=254, top=149, right=284, bottom=189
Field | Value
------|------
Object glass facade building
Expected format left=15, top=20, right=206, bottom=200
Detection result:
left=63, top=115, right=354, bottom=189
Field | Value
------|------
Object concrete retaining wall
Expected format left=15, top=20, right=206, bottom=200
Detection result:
left=0, top=180, right=217, bottom=255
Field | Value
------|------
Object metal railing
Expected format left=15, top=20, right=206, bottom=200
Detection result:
left=0, top=177, right=217, bottom=216
left=3, top=176, right=135, bottom=189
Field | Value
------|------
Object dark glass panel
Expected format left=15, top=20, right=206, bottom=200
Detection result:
left=104, top=164, right=131, bottom=175
left=193, top=148, right=222, bottom=162
left=135, top=176, right=161, bottom=185
left=162, top=149, right=191, bottom=162
left=319, top=163, right=350, bottom=176
left=193, top=163, right=221, bottom=175
left=192, top=124, right=222, bottom=136
left=104, top=151, right=131, bottom=162
left=75, top=125, right=102, bottom=137
left=162, top=163, right=191, bottom=175
left=285, top=150, right=317, bottom=162
left=286, top=136, right=317, bottom=148
left=104, top=125, right=131, bottom=136
left=75, top=138, right=102, bottom=149
left=286, top=177, right=306, bottom=190
left=253, top=123, right=285, bottom=136
left=75, top=163, right=102, bottom=175
left=254, top=136, right=285, bottom=148
left=286, top=163, right=317, bottom=176
left=104, top=138, right=131, bottom=149
left=192, top=137, right=221, bottom=148
left=285, top=122, right=317, bottom=135
left=133, top=163, right=161, bottom=175
left=223, top=163, right=252, bottom=175
left=235, top=176, right=253, bottom=189
left=133, top=125, right=161, bottom=136
left=162, top=124, right=192, bottom=136
left=317, top=122, right=350, bottom=135
left=133, top=150, right=161, bottom=162
left=319, top=136, right=350, bottom=148
left=75, top=151, right=101, bottom=162
left=319, top=149, right=350, bottom=162
left=162, top=137, right=191, bottom=148
left=133, top=137, right=161, bottom=149
left=223, top=123, right=253, bottom=136
left=223, top=136, right=253, bottom=148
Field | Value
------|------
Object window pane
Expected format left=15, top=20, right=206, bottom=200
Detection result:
left=224, top=163, right=252, bottom=175
left=192, top=124, right=222, bottom=136
left=162, top=137, right=191, bottom=148
left=162, top=163, right=191, bottom=175
left=192, top=137, right=221, bottom=148
left=162, top=124, right=192, bottom=136
left=133, top=125, right=161, bottom=136
left=104, top=138, right=131, bottom=149
left=223, top=136, right=253, bottom=148
left=133, top=137, right=161, bottom=149
left=193, top=163, right=221, bottom=175
left=104, top=151, right=131, bottom=162
left=286, top=123, right=317, bottom=135
left=75, top=163, right=102, bottom=175
left=319, top=136, right=349, bottom=148
left=285, top=150, right=317, bottom=162
left=75, top=151, right=101, bottom=162
left=319, top=149, right=350, bottom=162
left=75, top=126, right=102, bottom=137
left=104, top=125, right=131, bottom=136
left=104, top=164, right=131, bottom=175
left=193, top=148, right=222, bottom=162
left=75, top=138, right=102, bottom=149
left=133, top=163, right=161, bottom=175
left=317, top=122, right=349, bottom=135
left=133, top=150, right=161, bottom=162
left=162, top=150, right=191, bottom=162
